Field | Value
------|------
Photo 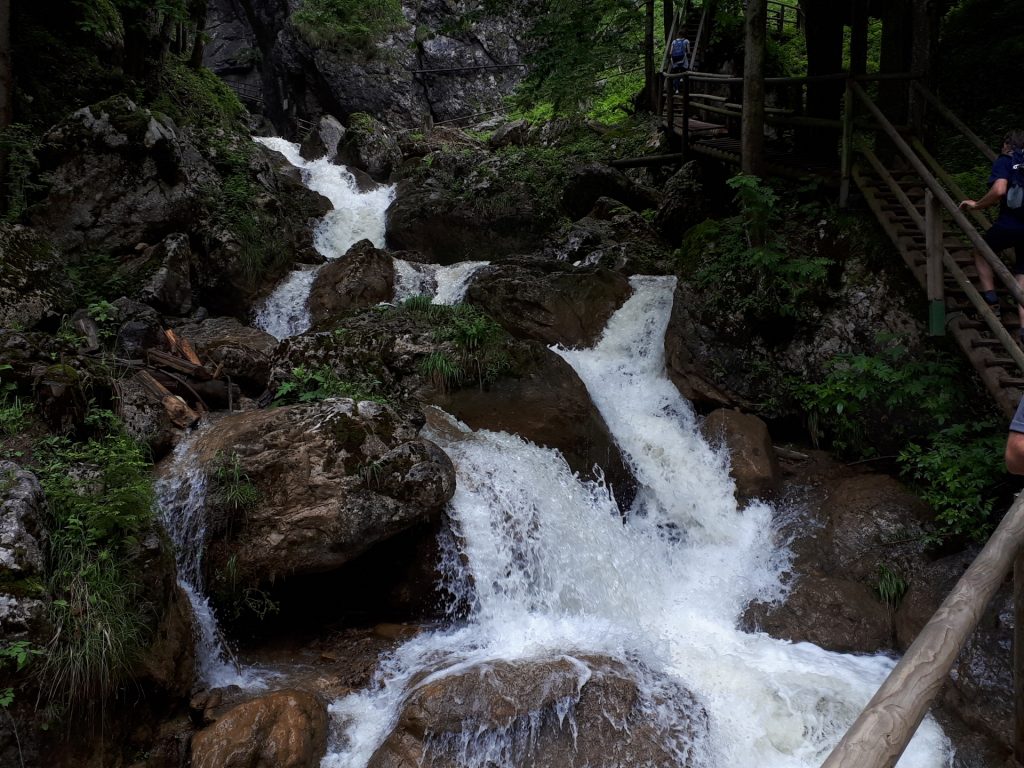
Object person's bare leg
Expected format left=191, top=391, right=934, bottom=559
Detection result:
left=1017, top=273, right=1024, bottom=336
left=976, top=249, right=996, bottom=292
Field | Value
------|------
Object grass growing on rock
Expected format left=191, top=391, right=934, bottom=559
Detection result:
left=291, top=0, right=406, bottom=53
left=32, top=409, right=156, bottom=710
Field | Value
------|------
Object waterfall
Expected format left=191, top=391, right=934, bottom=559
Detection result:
left=321, top=276, right=951, bottom=767
left=253, top=137, right=395, bottom=339
left=155, top=427, right=265, bottom=690
left=392, top=259, right=490, bottom=305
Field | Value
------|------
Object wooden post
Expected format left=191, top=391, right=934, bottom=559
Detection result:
left=666, top=77, right=675, bottom=134
left=1015, top=549, right=1024, bottom=762
left=924, top=189, right=945, bottom=335
left=681, top=73, right=691, bottom=155
left=741, top=0, right=767, bottom=175
left=839, top=81, right=853, bottom=207
left=850, top=0, right=868, bottom=76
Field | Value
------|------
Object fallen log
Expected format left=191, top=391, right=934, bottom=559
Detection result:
left=135, top=370, right=200, bottom=428
left=147, top=349, right=213, bottom=381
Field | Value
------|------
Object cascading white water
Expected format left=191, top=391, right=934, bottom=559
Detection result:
left=156, top=428, right=265, bottom=689
left=321, top=276, right=951, bottom=768
left=253, top=137, right=395, bottom=339
left=392, top=259, right=490, bottom=305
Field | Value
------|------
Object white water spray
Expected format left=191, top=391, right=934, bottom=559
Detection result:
left=253, top=137, right=395, bottom=339
left=156, top=428, right=266, bottom=689
left=392, top=259, right=490, bottom=305
left=321, top=276, right=951, bottom=767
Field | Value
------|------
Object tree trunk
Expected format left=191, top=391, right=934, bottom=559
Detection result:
left=741, top=0, right=767, bottom=177
left=850, top=0, right=868, bottom=76
left=879, top=0, right=911, bottom=124
left=189, top=0, right=209, bottom=69
left=0, top=0, right=12, bottom=217
left=800, top=0, right=844, bottom=157
left=663, top=0, right=674, bottom=41
left=644, top=0, right=656, bottom=110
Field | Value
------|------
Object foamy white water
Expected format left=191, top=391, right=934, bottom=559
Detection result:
left=253, top=137, right=395, bottom=339
left=156, top=428, right=266, bottom=689
left=392, top=259, right=490, bottom=305
left=321, top=276, right=951, bottom=767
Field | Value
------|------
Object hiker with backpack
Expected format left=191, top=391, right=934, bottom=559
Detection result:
left=959, top=129, right=1024, bottom=343
left=669, top=37, right=691, bottom=93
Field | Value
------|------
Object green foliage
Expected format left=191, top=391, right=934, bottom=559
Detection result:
left=399, top=299, right=512, bottom=388
left=33, top=410, right=155, bottom=706
left=291, top=0, right=406, bottom=53
left=874, top=564, right=907, bottom=611
left=0, top=124, right=44, bottom=223
left=67, top=251, right=133, bottom=307
left=0, top=365, right=31, bottom=438
left=684, top=174, right=832, bottom=323
left=274, top=365, right=388, bottom=405
left=898, top=423, right=1005, bottom=542
left=0, top=640, right=43, bottom=709
left=210, top=452, right=260, bottom=514
left=795, top=336, right=965, bottom=457
left=151, top=56, right=245, bottom=130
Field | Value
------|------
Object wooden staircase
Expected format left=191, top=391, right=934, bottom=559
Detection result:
left=853, top=146, right=1024, bottom=418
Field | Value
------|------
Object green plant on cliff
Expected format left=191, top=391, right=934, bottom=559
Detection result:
left=32, top=409, right=155, bottom=708
left=681, top=175, right=832, bottom=324
left=291, top=0, right=406, bottom=53
left=0, top=125, right=44, bottom=223
left=210, top=452, right=261, bottom=515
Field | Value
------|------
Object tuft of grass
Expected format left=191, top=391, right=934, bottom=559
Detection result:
left=418, top=352, right=463, bottom=391
left=290, top=0, right=406, bottom=53
left=874, top=564, right=907, bottom=612
left=210, top=451, right=260, bottom=514
left=274, top=365, right=388, bottom=405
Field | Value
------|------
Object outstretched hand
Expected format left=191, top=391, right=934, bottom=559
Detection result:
left=959, top=199, right=977, bottom=210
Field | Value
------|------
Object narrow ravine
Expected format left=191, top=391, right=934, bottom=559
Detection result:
left=253, top=137, right=395, bottom=339
left=319, top=277, right=951, bottom=767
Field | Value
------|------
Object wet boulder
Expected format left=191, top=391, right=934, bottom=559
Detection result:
left=465, top=259, right=631, bottom=348
left=300, top=114, right=347, bottom=162
left=308, top=239, right=396, bottom=328
left=368, top=655, right=708, bottom=768
left=172, top=316, right=278, bottom=393
left=700, top=409, right=779, bottom=502
left=653, top=161, right=714, bottom=246
left=190, top=689, right=328, bottom=768
left=337, top=113, right=402, bottom=181
left=193, top=398, right=456, bottom=591
left=560, top=162, right=661, bottom=220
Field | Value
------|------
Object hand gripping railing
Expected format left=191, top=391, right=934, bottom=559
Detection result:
left=820, top=492, right=1024, bottom=767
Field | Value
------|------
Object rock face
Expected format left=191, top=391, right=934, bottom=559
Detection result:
left=700, top=409, right=779, bottom=502
left=0, top=463, right=48, bottom=640
left=0, top=225, right=73, bottom=331
left=203, top=0, right=528, bottom=130
left=368, top=655, right=708, bottom=768
left=653, top=161, right=715, bottom=246
left=308, top=240, right=396, bottom=328
left=466, top=260, right=632, bottom=347
left=191, top=689, right=328, bottom=768
left=138, top=233, right=193, bottom=316
left=32, top=96, right=212, bottom=254
left=193, top=399, right=456, bottom=590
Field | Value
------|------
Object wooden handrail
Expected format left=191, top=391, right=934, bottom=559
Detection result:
left=821, top=492, right=1024, bottom=767
left=850, top=80, right=1024, bottom=309
left=910, top=137, right=991, bottom=232
left=911, top=81, right=997, bottom=163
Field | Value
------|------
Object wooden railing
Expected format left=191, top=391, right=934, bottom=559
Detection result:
left=766, top=0, right=802, bottom=35
left=822, top=81, right=1024, bottom=767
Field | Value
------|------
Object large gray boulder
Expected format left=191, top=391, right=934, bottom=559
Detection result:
left=336, top=113, right=402, bottom=181
left=0, top=226, right=73, bottom=331
left=0, top=462, right=47, bottom=639
left=368, top=655, right=709, bottom=768
left=308, top=239, right=396, bottom=328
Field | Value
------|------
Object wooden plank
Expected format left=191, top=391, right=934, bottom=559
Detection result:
left=821, top=491, right=1024, bottom=768
left=164, top=328, right=203, bottom=366
left=147, top=349, right=212, bottom=381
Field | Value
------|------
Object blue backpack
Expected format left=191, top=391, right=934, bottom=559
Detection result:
left=1008, top=148, right=1024, bottom=212
left=670, top=38, right=690, bottom=66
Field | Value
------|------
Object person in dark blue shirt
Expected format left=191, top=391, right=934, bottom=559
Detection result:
left=960, top=131, right=1024, bottom=338
left=1007, top=396, right=1024, bottom=473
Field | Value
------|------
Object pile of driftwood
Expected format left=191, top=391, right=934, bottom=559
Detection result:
left=121, top=329, right=241, bottom=428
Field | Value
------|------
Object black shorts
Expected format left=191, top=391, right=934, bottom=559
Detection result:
left=984, top=221, right=1024, bottom=274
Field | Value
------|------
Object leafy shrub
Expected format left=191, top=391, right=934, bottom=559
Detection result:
left=795, top=336, right=965, bottom=457
left=274, top=365, right=387, bottom=405
left=210, top=452, right=260, bottom=514
left=291, top=0, right=405, bottom=52
left=33, top=410, right=155, bottom=707
left=683, top=174, right=833, bottom=324
left=0, top=124, right=43, bottom=222
left=0, top=365, right=32, bottom=438
left=898, top=423, right=1005, bottom=542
